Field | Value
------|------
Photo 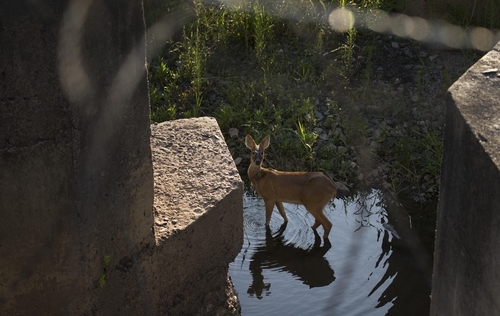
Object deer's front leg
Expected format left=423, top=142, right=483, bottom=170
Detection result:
left=264, top=200, right=275, bottom=225
left=275, top=202, right=288, bottom=222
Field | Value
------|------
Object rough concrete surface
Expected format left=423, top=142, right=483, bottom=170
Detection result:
left=1, top=0, right=155, bottom=314
left=149, top=117, right=243, bottom=315
left=1, top=1, right=243, bottom=314
left=430, top=42, right=500, bottom=315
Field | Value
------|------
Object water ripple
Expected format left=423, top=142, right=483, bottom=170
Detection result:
left=243, top=195, right=321, bottom=249
left=231, top=190, right=435, bottom=316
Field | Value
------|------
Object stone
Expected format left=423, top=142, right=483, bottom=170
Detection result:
left=150, top=117, right=243, bottom=315
left=370, top=141, right=381, bottom=151
left=229, top=127, right=239, bottom=139
left=366, top=105, right=380, bottom=114
left=334, top=181, right=350, bottom=197
left=315, top=111, right=324, bottom=121
left=371, top=129, right=382, bottom=141
left=429, top=54, right=439, bottom=61
left=377, top=165, right=384, bottom=174
left=314, top=127, right=324, bottom=135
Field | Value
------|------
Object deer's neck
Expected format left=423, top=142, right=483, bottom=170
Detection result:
left=247, top=162, right=263, bottom=182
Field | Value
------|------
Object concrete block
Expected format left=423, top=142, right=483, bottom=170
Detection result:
left=149, top=117, right=243, bottom=315
left=1, top=1, right=244, bottom=314
left=431, top=42, right=500, bottom=315
left=0, top=0, right=154, bottom=314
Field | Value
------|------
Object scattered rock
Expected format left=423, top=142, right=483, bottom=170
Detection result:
left=229, top=128, right=239, bottom=139
left=371, top=129, right=381, bottom=141
left=315, top=111, right=324, bottom=121
left=314, top=127, right=324, bottom=135
left=318, top=133, right=328, bottom=141
left=366, top=105, right=380, bottom=114
left=377, top=165, right=384, bottom=174
left=391, top=41, right=400, bottom=49
left=234, top=157, right=242, bottom=165
left=370, top=141, right=381, bottom=151
left=334, top=181, right=350, bottom=197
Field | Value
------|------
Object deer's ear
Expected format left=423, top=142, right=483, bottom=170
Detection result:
left=245, top=134, right=256, bottom=149
left=260, top=135, right=270, bottom=149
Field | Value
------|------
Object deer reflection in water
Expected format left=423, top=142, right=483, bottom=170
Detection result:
left=247, top=222, right=335, bottom=299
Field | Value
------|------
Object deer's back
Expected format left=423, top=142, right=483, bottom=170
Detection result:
left=257, top=168, right=336, bottom=204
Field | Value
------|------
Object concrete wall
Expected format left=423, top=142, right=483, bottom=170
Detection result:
left=0, top=1, right=243, bottom=315
left=149, top=117, right=243, bottom=315
left=430, top=42, right=500, bottom=315
left=1, top=0, right=154, bottom=314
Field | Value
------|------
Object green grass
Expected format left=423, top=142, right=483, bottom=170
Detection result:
left=144, top=0, right=493, bottom=200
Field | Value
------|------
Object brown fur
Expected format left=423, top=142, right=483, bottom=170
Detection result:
left=245, top=134, right=337, bottom=240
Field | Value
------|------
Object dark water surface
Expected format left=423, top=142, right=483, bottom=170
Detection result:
left=229, top=189, right=436, bottom=316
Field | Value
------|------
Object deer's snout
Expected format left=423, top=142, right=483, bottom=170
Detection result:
left=254, top=152, right=262, bottom=165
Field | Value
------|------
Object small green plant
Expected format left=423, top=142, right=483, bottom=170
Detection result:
left=253, top=3, right=274, bottom=65
left=295, top=120, right=317, bottom=165
left=103, top=255, right=111, bottom=266
left=98, top=255, right=111, bottom=288
left=99, top=274, right=106, bottom=288
left=340, top=27, right=357, bottom=78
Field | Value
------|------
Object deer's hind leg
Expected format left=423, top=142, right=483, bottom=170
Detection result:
left=318, top=212, right=333, bottom=239
left=275, top=202, right=288, bottom=222
left=311, top=218, right=321, bottom=230
left=307, top=206, right=332, bottom=240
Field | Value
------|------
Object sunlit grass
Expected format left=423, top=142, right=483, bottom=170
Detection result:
left=144, top=0, right=495, bottom=199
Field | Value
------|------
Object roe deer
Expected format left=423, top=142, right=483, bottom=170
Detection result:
left=245, top=134, right=337, bottom=240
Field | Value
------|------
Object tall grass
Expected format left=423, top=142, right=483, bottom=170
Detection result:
left=144, top=0, right=493, bottom=199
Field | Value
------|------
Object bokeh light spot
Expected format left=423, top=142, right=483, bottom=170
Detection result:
left=329, top=8, right=355, bottom=32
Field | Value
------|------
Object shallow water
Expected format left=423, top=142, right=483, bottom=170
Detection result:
left=229, top=189, right=436, bottom=316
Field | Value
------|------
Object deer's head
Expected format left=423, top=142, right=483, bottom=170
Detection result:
left=245, top=134, right=270, bottom=166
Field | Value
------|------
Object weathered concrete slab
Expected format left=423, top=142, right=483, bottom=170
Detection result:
left=149, top=117, right=243, bottom=315
left=0, top=0, right=243, bottom=314
left=431, top=42, right=500, bottom=315
left=0, top=0, right=155, bottom=314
